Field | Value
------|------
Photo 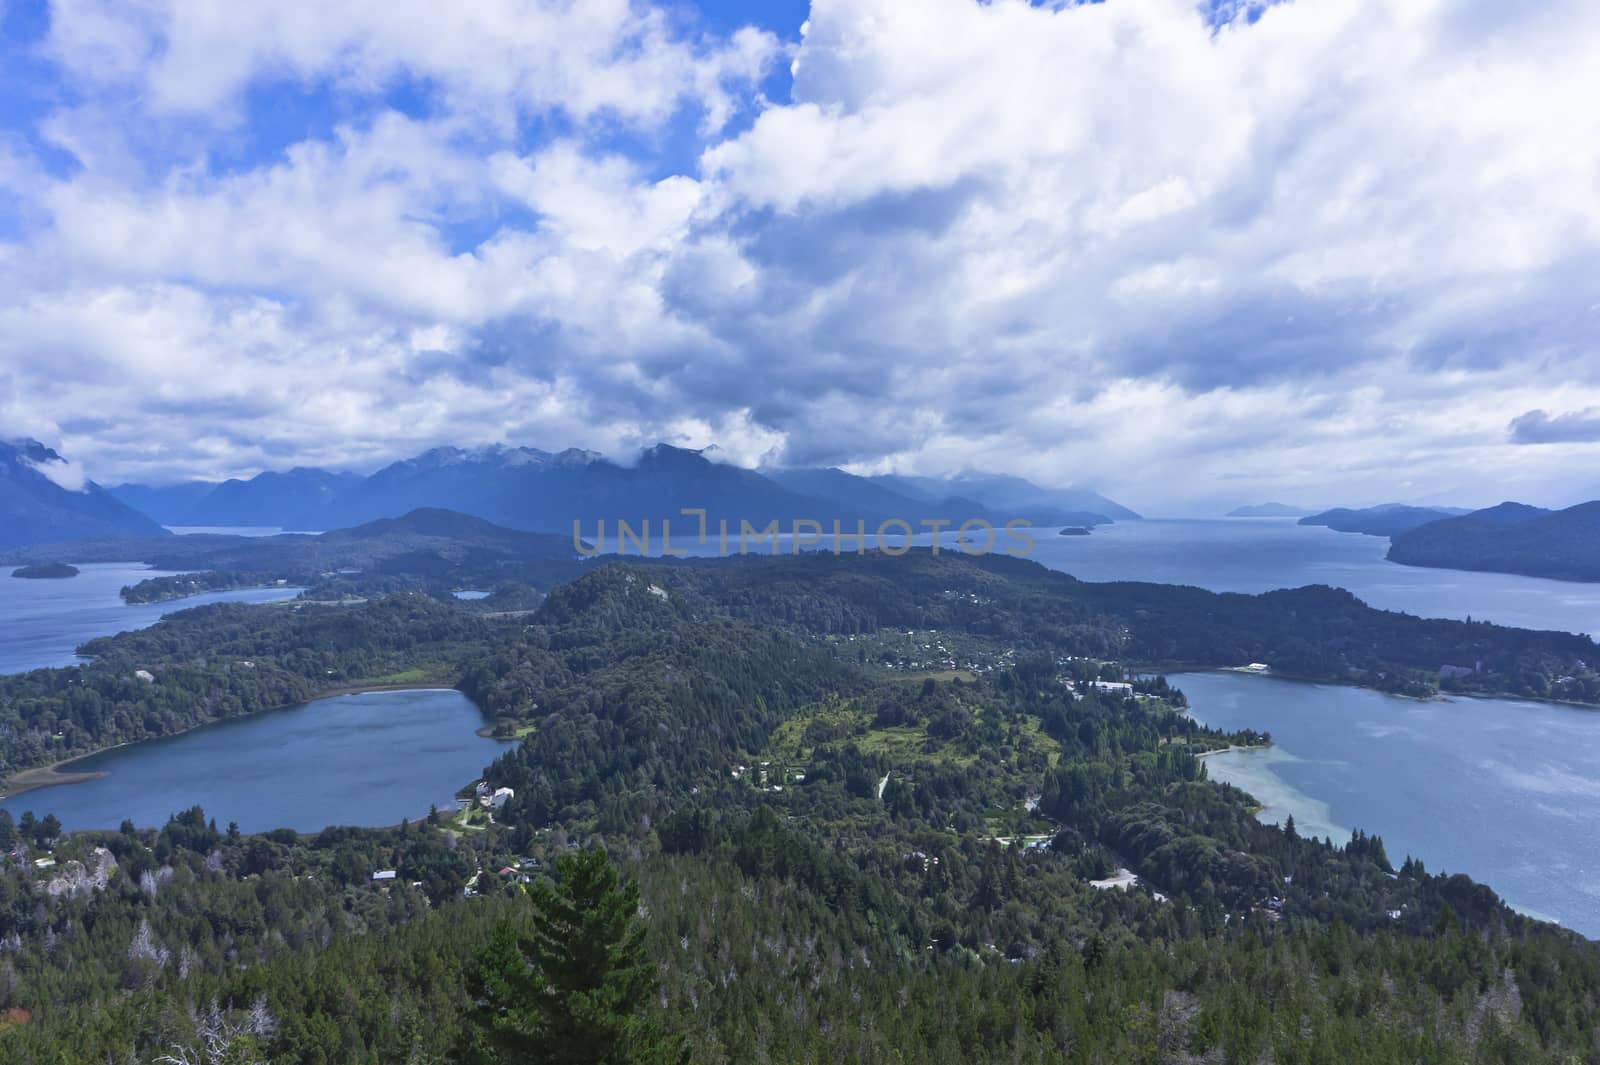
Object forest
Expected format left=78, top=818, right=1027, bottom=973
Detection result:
left=1, top=550, right=1599, bottom=1061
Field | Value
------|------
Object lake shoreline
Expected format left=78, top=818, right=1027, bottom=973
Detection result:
left=0, top=688, right=507, bottom=834
left=1196, top=742, right=1272, bottom=758
left=0, top=763, right=111, bottom=800
left=1147, top=663, right=1600, bottom=713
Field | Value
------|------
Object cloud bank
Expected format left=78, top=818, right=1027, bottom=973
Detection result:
left=2, top=0, right=1599, bottom=510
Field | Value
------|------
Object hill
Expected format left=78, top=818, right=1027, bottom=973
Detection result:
left=3, top=549, right=1600, bottom=1061
left=1388, top=501, right=1600, bottom=582
left=0, top=439, right=170, bottom=548
left=1, top=507, right=584, bottom=604
left=1299, top=503, right=1469, bottom=537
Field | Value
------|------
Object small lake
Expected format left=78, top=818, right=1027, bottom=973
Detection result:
left=0, top=563, right=304, bottom=675
left=1179, top=670, right=1600, bottom=937
left=0, top=689, right=510, bottom=833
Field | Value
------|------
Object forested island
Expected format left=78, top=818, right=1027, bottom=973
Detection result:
left=9, top=562, right=78, bottom=580
left=3, top=532, right=1600, bottom=1061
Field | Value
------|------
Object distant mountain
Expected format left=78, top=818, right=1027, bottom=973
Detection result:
left=0, top=439, right=170, bottom=548
left=765, top=467, right=992, bottom=524
left=110, top=444, right=1127, bottom=539
left=865, top=471, right=1138, bottom=524
left=1227, top=502, right=1311, bottom=518
left=108, top=480, right=217, bottom=523
left=110, top=467, right=361, bottom=527
left=1388, top=501, right=1600, bottom=582
left=1299, top=504, right=1469, bottom=538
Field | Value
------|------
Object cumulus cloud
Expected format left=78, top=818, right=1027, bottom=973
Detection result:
left=1510, top=408, right=1600, bottom=445
left=2, top=0, right=1599, bottom=509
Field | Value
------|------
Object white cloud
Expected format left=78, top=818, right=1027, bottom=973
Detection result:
left=24, top=453, right=90, bottom=492
left=3, top=0, right=1600, bottom=510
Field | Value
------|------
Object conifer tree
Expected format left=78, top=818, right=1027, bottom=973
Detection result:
left=469, top=848, right=651, bottom=1065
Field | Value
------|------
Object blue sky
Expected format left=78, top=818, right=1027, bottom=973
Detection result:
left=1, top=0, right=1598, bottom=512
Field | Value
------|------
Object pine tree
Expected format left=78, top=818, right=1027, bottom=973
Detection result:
left=469, top=848, right=652, bottom=1065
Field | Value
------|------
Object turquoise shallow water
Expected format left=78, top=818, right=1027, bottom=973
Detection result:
left=1180, top=670, right=1600, bottom=937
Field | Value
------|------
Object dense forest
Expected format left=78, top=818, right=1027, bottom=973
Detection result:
left=2, top=549, right=1600, bottom=1061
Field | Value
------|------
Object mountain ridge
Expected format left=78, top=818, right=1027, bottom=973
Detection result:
left=1388, top=500, right=1600, bottom=582
left=0, top=439, right=170, bottom=548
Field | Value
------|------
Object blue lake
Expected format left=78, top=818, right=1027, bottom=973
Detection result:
left=0, top=689, right=510, bottom=832
left=1024, top=518, right=1600, bottom=637
left=1180, top=670, right=1600, bottom=937
left=630, top=517, right=1600, bottom=636
left=1, top=562, right=303, bottom=675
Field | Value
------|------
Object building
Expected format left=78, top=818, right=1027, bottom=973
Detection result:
left=371, top=870, right=396, bottom=882
left=490, top=787, right=515, bottom=810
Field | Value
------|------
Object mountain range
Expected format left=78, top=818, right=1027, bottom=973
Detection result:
left=0, top=439, right=169, bottom=549
left=0, top=442, right=1137, bottom=549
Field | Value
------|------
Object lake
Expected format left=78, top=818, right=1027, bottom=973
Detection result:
left=1024, top=518, right=1600, bottom=637
left=0, top=562, right=304, bottom=675
left=0, top=689, right=510, bottom=832
left=1179, top=670, right=1600, bottom=937
left=632, top=517, right=1600, bottom=637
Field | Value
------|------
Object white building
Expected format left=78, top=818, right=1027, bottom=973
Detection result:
left=490, top=787, right=515, bottom=810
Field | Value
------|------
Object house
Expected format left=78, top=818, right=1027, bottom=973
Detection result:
left=371, top=870, right=396, bottom=882
left=473, top=781, right=491, bottom=798
left=133, top=670, right=155, bottom=684
left=1244, top=663, right=1270, bottom=674
left=1091, top=681, right=1134, bottom=695
left=490, top=787, right=515, bottom=810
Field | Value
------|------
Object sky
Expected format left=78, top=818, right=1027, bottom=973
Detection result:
left=1, top=0, right=1599, bottom=514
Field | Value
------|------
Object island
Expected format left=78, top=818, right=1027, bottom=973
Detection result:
left=1057, top=526, right=1091, bottom=536
left=11, top=561, right=80, bottom=579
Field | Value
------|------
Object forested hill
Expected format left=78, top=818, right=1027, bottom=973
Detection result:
left=1388, top=500, right=1600, bottom=582
left=0, top=507, right=585, bottom=604
left=3, top=544, right=1595, bottom=791
left=1298, top=503, right=1466, bottom=537
left=4, top=550, right=1600, bottom=1060
left=642, top=549, right=1600, bottom=703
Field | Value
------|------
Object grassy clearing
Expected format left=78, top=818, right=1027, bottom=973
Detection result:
left=764, top=695, right=1061, bottom=771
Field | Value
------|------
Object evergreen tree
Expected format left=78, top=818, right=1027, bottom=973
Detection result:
left=469, top=848, right=652, bottom=1065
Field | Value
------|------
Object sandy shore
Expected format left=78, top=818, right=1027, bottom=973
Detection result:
left=1, top=762, right=109, bottom=799
left=1196, top=742, right=1272, bottom=758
